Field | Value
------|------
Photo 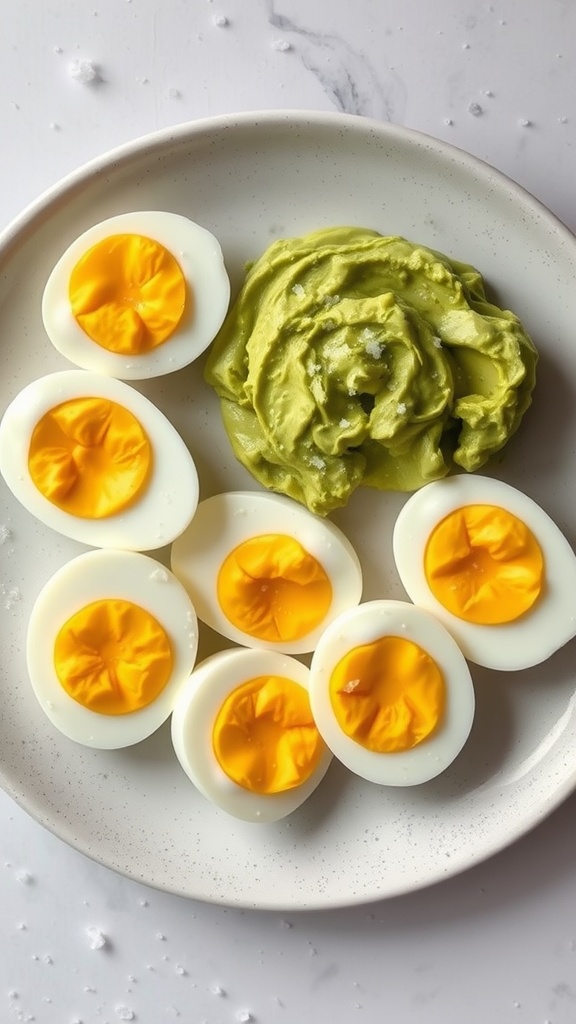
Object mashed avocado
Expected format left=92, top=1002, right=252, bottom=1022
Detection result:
left=205, top=227, right=537, bottom=516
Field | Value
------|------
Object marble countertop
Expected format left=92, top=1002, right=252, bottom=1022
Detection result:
left=2, top=2, right=576, bottom=1022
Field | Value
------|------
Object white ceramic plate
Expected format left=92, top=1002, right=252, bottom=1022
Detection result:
left=2, top=111, right=576, bottom=910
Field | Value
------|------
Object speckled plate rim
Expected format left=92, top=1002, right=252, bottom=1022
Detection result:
left=1, top=109, right=576, bottom=910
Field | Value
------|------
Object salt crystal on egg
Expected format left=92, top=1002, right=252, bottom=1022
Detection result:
left=3, top=586, right=21, bottom=610
left=150, top=568, right=170, bottom=583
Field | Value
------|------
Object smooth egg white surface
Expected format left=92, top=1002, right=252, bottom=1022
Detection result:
left=309, top=600, right=476, bottom=786
left=392, top=475, right=576, bottom=671
left=170, top=490, right=363, bottom=654
left=0, top=370, right=199, bottom=550
left=26, top=549, right=199, bottom=749
left=42, top=211, right=230, bottom=380
left=171, top=647, right=333, bottom=822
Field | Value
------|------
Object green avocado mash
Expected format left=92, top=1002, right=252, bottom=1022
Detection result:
left=205, top=227, right=537, bottom=516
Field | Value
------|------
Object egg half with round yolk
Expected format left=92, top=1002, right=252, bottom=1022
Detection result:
left=171, top=647, right=332, bottom=821
left=170, top=490, right=363, bottom=655
left=308, top=600, right=475, bottom=786
left=42, top=211, right=230, bottom=380
left=0, top=370, right=198, bottom=550
left=26, top=549, right=198, bottom=749
left=392, top=474, right=576, bottom=671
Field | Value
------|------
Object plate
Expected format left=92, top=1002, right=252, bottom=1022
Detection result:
left=2, top=110, right=576, bottom=910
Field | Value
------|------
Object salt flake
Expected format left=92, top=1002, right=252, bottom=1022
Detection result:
left=86, top=926, right=107, bottom=950
left=115, top=1007, right=135, bottom=1021
left=365, top=338, right=383, bottom=359
left=342, top=678, right=360, bottom=693
left=68, top=59, right=99, bottom=84
left=4, top=586, right=21, bottom=610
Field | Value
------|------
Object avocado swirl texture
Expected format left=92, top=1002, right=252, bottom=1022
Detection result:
left=205, top=227, right=537, bottom=515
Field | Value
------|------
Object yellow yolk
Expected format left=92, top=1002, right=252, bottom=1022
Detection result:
left=28, top=397, right=151, bottom=518
left=424, top=503, right=544, bottom=624
left=212, top=675, right=324, bottom=793
left=329, top=636, right=445, bottom=753
left=54, top=598, right=173, bottom=715
left=217, top=534, right=333, bottom=642
left=69, top=233, right=187, bottom=354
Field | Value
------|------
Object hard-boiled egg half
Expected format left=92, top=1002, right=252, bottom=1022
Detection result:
left=309, top=600, right=475, bottom=786
left=170, top=491, right=363, bottom=655
left=27, top=549, right=198, bottom=749
left=392, top=475, right=576, bottom=671
left=0, top=370, right=198, bottom=550
left=42, top=211, right=230, bottom=379
left=171, top=647, right=332, bottom=821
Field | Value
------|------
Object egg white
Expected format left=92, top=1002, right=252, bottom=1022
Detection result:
left=42, top=211, right=230, bottom=380
left=392, top=475, right=576, bottom=671
left=308, top=600, right=475, bottom=786
left=0, top=370, right=199, bottom=550
left=171, top=647, right=333, bottom=822
left=170, top=490, right=363, bottom=654
left=26, top=549, right=199, bottom=749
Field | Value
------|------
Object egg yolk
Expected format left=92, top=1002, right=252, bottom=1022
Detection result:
left=54, top=598, right=173, bottom=715
left=28, top=397, right=151, bottom=518
left=217, top=534, right=333, bottom=642
left=212, top=675, right=324, bottom=794
left=329, top=636, right=445, bottom=753
left=69, top=233, right=187, bottom=354
left=424, top=503, right=544, bottom=624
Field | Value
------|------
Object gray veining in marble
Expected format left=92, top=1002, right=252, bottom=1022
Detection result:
left=266, top=0, right=407, bottom=120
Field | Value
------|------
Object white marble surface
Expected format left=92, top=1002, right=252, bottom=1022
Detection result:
left=2, top=1, right=576, bottom=1021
